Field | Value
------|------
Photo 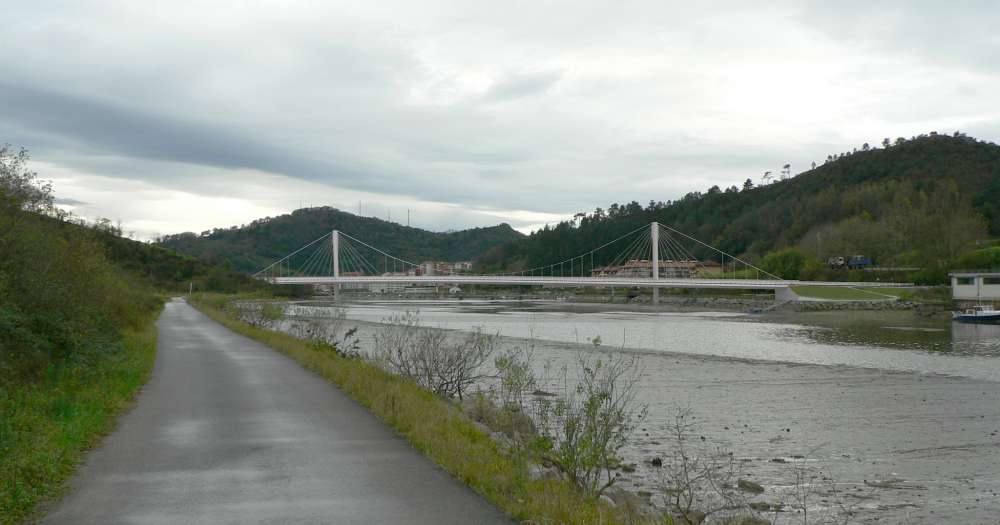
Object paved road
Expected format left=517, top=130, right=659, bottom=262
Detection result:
left=43, top=299, right=511, bottom=524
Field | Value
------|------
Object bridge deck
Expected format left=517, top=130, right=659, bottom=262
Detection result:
left=271, top=276, right=910, bottom=289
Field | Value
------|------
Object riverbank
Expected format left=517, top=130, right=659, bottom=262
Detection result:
left=187, top=294, right=646, bottom=525
left=281, top=298, right=1000, bottom=524
left=325, top=285, right=951, bottom=316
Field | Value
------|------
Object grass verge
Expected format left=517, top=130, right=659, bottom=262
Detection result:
left=791, top=285, right=910, bottom=301
left=0, top=312, right=160, bottom=524
left=188, top=293, right=631, bottom=525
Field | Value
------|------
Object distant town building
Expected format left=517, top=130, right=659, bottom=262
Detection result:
left=590, top=259, right=717, bottom=279
left=950, top=271, right=1000, bottom=302
left=419, top=261, right=474, bottom=276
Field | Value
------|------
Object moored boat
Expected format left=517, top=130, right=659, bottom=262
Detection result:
left=952, top=305, right=1000, bottom=324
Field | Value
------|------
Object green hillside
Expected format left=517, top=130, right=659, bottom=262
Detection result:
left=157, top=207, right=526, bottom=274
left=478, top=133, right=1000, bottom=282
left=92, top=225, right=262, bottom=293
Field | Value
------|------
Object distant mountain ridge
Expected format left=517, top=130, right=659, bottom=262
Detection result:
left=157, top=207, right=525, bottom=274
left=476, top=133, right=1000, bottom=274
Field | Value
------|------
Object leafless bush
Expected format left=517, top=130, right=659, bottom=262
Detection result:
left=230, top=301, right=285, bottom=328
left=301, top=307, right=361, bottom=357
left=658, top=407, right=754, bottom=525
left=773, top=456, right=864, bottom=525
left=535, top=353, right=648, bottom=497
left=372, top=312, right=498, bottom=400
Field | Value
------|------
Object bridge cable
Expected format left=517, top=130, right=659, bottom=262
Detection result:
left=253, top=231, right=333, bottom=277
left=656, top=222, right=781, bottom=280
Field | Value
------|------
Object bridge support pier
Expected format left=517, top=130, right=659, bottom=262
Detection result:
left=774, top=286, right=799, bottom=302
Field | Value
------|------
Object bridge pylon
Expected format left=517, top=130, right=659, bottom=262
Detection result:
left=332, top=230, right=340, bottom=301
left=651, top=222, right=659, bottom=305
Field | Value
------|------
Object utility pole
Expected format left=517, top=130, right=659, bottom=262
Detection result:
left=407, top=209, right=410, bottom=227
left=651, top=222, right=659, bottom=305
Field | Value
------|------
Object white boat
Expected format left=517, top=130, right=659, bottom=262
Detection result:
left=952, top=305, right=1000, bottom=324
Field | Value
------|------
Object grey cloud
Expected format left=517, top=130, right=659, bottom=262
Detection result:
left=796, top=1, right=1000, bottom=71
left=1, top=83, right=339, bottom=180
left=53, top=197, right=88, bottom=205
left=483, top=71, right=562, bottom=102
left=2, top=2, right=999, bottom=235
left=0, top=83, right=514, bottom=207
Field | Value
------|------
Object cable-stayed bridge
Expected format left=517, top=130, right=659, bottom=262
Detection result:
left=254, top=222, right=909, bottom=303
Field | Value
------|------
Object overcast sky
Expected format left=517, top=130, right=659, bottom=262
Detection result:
left=3, top=1, right=999, bottom=238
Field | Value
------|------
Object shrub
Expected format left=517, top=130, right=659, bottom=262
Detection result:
left=954, top=246, right=1000, bottom=271
left=760, top=248, right=807, bottom=279
left=535, top=354, right=647, bottom=497
left=372, top=312, right=498, bottom=400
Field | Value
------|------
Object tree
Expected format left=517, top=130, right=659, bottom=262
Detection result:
left=760, top=248, right=807, bottom=279
left=742, top=178, right=754, bottom=191
left=0, top=145, right=53, bottom=215
left=882, top=138, right=891, bottom=148
left=973, top=174, right=1000, bottom=235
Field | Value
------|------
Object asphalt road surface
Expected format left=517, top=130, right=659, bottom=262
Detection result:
left=43, top=298, right=511, bottom=524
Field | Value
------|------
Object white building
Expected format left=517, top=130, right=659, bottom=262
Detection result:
left=950, top=271, right=1000, bottom=301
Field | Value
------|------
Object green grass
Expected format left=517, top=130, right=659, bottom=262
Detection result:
left=189, top=293, right=645, bottom=525
left=791, top=285, right=911, bottom=300
left=0, top=315, right=160, bottom=524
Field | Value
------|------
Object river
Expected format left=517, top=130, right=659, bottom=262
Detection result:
left=276, top=299, right=1000, bottom=524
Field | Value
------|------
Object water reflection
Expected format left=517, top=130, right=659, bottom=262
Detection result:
left=780, top=309, right=1000, bottom=356
left=951, top=321, right=1000, bottom=356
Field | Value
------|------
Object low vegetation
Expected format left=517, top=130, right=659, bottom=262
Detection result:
left=0, top=320, right=158, bottom=524
left=790, top=286, right=907, bottom=301
left=0, top=146, right=166, bottom=523
left=0, top=146, right=261, bottom=523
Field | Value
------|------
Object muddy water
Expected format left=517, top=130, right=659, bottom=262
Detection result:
left=281, top=300, right=1000, bottom=524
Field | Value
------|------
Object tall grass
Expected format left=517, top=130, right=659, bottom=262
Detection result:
left=0, top=314, right=159, bottom=524
left=189, top=293, right=642, bottom=525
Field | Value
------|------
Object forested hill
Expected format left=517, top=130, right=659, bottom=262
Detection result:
left=158, top=207, right=526, bottom=274
left=477, top=133, right=1000, bottom=274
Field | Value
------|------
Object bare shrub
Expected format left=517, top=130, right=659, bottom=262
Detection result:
left=535, top=353, right=648, bottom=497
left=659, top=407, right=754, bottom=525
left=230, top=301, right=284, bottom=327
left=775, top=455, right=865, bottom=525
left=301, top=307, right=361, bottom=358
left=372, top=312, right=498, bottom=400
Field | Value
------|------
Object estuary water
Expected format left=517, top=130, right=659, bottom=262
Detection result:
left=279, top=299, right=1000, bottom=524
